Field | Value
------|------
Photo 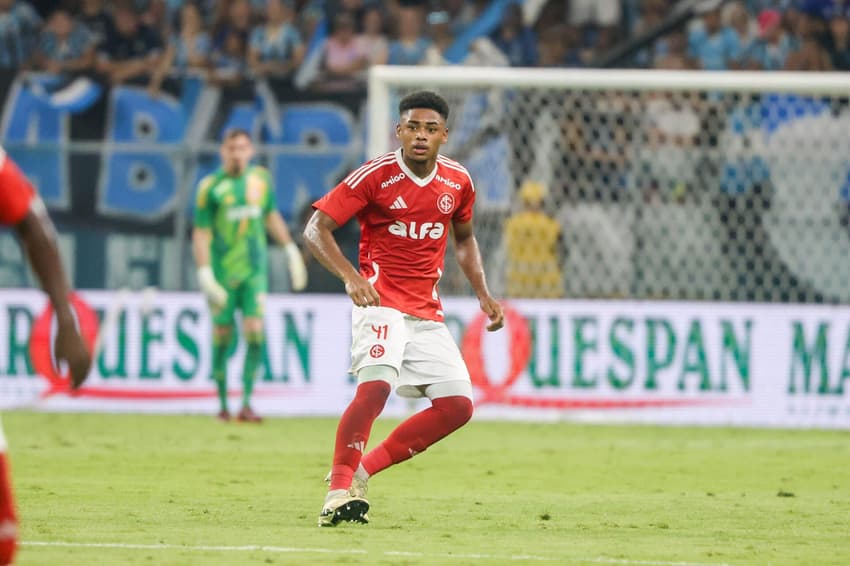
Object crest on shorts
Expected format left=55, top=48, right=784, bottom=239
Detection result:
left=369, top=344, right=385, bottom=358
left=437, top=193, right=455, bottom=215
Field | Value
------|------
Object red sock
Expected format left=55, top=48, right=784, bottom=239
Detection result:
left=0, top=452, right=18, bottom=566
left=362, top=395, right=473, bottom=476
left=329, top=381, right=391, bottom=491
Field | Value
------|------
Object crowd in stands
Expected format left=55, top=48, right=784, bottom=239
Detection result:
left=0, top=0, right=848, bottom=94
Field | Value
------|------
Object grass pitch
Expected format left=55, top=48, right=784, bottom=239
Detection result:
left=4, top=412, right=848, bottom=565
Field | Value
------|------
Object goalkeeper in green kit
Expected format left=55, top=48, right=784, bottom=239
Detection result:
left=192, top=129, right=307, bottom=422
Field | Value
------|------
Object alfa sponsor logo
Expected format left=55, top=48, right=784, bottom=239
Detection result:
left=388, top=220, right=446, bottom=240
left=380, top=173, right=406, bottom=189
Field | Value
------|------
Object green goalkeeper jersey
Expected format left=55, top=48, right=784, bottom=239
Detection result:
left=194, top=165, right=277, bottom=286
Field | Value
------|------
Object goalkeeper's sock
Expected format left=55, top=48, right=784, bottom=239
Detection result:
left=212, top=337, right=229, bottom=412
left=362, top=396, right=473, bottom=476
left=329, top=381, right=391, bottom=491
left=242, top=332, right=264, bottom=408
left=0, top=450, right=18, bottom=566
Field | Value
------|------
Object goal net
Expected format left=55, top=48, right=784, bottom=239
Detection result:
left=368, top=66, right=850, bottom=303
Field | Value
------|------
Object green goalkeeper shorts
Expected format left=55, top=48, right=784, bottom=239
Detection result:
left=213, top=272, right=268, bottom=326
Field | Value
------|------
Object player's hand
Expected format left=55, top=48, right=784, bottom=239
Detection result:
left=54, top=319, right=92, bottom=390
left=344, top=274, right=381, bottom=308
left=479, top=296, right=504, bottom=332
left=197, top=266, right=228, bottom=309
left=284, top=242, right=308, bottom=291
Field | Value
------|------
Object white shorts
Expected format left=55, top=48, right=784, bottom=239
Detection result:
left=350, top=306, right=471, bottom=399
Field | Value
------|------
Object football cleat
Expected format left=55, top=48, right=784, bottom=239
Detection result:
left=318, top=490, right=369, bottom=527
left=323, top=471, right=368, bottom=498
left=216, top=410, right=231, bottom=422
left=236, top=406, right=263, bottom=423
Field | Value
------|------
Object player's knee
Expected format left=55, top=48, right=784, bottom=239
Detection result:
left=355, top=380, right=391, bottom=406
left=433, top=395, right=474, bottom=429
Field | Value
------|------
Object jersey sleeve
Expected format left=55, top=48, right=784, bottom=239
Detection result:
left=452, top=175, right=476, bottom=224
left=193, top=175, right=215, bottom=228
left=0, top=157, right=36, bottom=226
left=312, top=177, right=372, bottom=227
left=261, top=167, right=277, bottom=215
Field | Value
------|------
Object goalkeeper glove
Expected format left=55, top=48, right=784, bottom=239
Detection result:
left=284, top=242, right=307, bottom=291
left=197, top=265, right=228, bottom=309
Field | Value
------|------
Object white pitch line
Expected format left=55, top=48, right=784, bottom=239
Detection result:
left=21, top=541, right=732, bottom=565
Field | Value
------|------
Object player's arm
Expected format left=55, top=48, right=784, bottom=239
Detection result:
left=453, top=219, right=504, bottom=332
left=303, top=210, right=379, bottom=307
left=14, top=199, right=91, bottom=388
left=191, top=179, right=228, bottom=309
left=265, top=210, right=307, bottom=291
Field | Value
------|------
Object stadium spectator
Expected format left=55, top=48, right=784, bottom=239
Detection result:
left=148, top=2, right=211, bottom=94
left=537, top=24, right=585, bottom=67
left=192, top=129, right=307, bottom=424
left=825, top=4, right=850, bottom=70
left=209, top=27, right=248, bottom=85
left=654, top=29, right=698, bottom=70
left=305, top=90, right=503, bottom=527
left=743, top=9, right=793, bottom=70
left=77, top=0, right=113, bottom=48
left=491, top=2, right=538, bottom=67
left=0, top=148, right=93, bottom=566
left=312, top=11, right=369, bottom=91
left=688, top=7, right=741, bottom=70
left=0, top=0, right=42, bottom=69
left=248, top=0, right=304, bottom=79
left=96, top=2, right=164, bottom=85
left=503, top=180, right=564, bottom=298
left=387, top=4, right=429, bottom=65
left=725, top=1, right=757, bottom=67
left=423, top=9, right=507, bottom=66
left=212, top=0, right=252, bottom=53
left=358, top=5, right=388, bottom=65
left=36, top=7, right=96, bottom=75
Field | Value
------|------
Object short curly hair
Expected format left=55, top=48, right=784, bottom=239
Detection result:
left=398, top=91, right=449, bottom=121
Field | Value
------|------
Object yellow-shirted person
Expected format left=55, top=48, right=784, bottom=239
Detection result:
left=504, top=180, right=564, bottom=298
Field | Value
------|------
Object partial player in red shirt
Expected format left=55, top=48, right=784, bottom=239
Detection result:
left=305, top=91, right=504, bottom=527
left=0, top=150, right=92, bottom=564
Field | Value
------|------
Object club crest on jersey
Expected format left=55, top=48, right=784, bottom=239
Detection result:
left=381, top=173, right=406, bottom=189
left=437, top=193, right=455, bottom=215
left=369, top=344, right=385, bottom=358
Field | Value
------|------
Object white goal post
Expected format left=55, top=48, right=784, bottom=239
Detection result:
left=367, top=66, right=850, bottom=303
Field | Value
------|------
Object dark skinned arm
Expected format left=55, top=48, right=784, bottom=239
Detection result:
left=14, top=200, right=91, bottom=388
left=303, top=209, right=380, bottom=307
left=453, top=219, right=504, bottom=331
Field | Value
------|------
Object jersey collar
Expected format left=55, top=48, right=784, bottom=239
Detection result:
left=395, top=148, right=438, bottom=187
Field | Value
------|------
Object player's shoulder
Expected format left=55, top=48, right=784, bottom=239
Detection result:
left=196, top=172, right=219, bottom=202
left=341, top=151, right=399, bottom=189
left=248, top=164, right=272, bottom=179
left=436, top=154, right=475, bottom=190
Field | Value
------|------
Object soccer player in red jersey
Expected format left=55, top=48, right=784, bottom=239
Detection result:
left=0, top=148, right=92, bottom=564
left=304, top=91, right=504, bottom=526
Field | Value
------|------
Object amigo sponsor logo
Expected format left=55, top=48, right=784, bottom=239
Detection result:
left=226, top=205, right=262, bottom=222
left=381, top=173, right=406, bottom=189
left=436, top=174, right=462, bottom=191
left=388, top=220, right=446, bottom=240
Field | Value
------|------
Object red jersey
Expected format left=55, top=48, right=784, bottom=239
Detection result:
left=0, top=150, right=35, bottom=226
left=314, top=149, right=476, bottom=321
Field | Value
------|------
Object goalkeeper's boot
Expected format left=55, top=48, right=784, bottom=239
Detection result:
left=318, top=490, right=369, bottom=527
left=323, top=471, right=368, bottom=498
left=237, top=405, right=263, bottom=423
left=216, top=410, right=231, bottom=422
